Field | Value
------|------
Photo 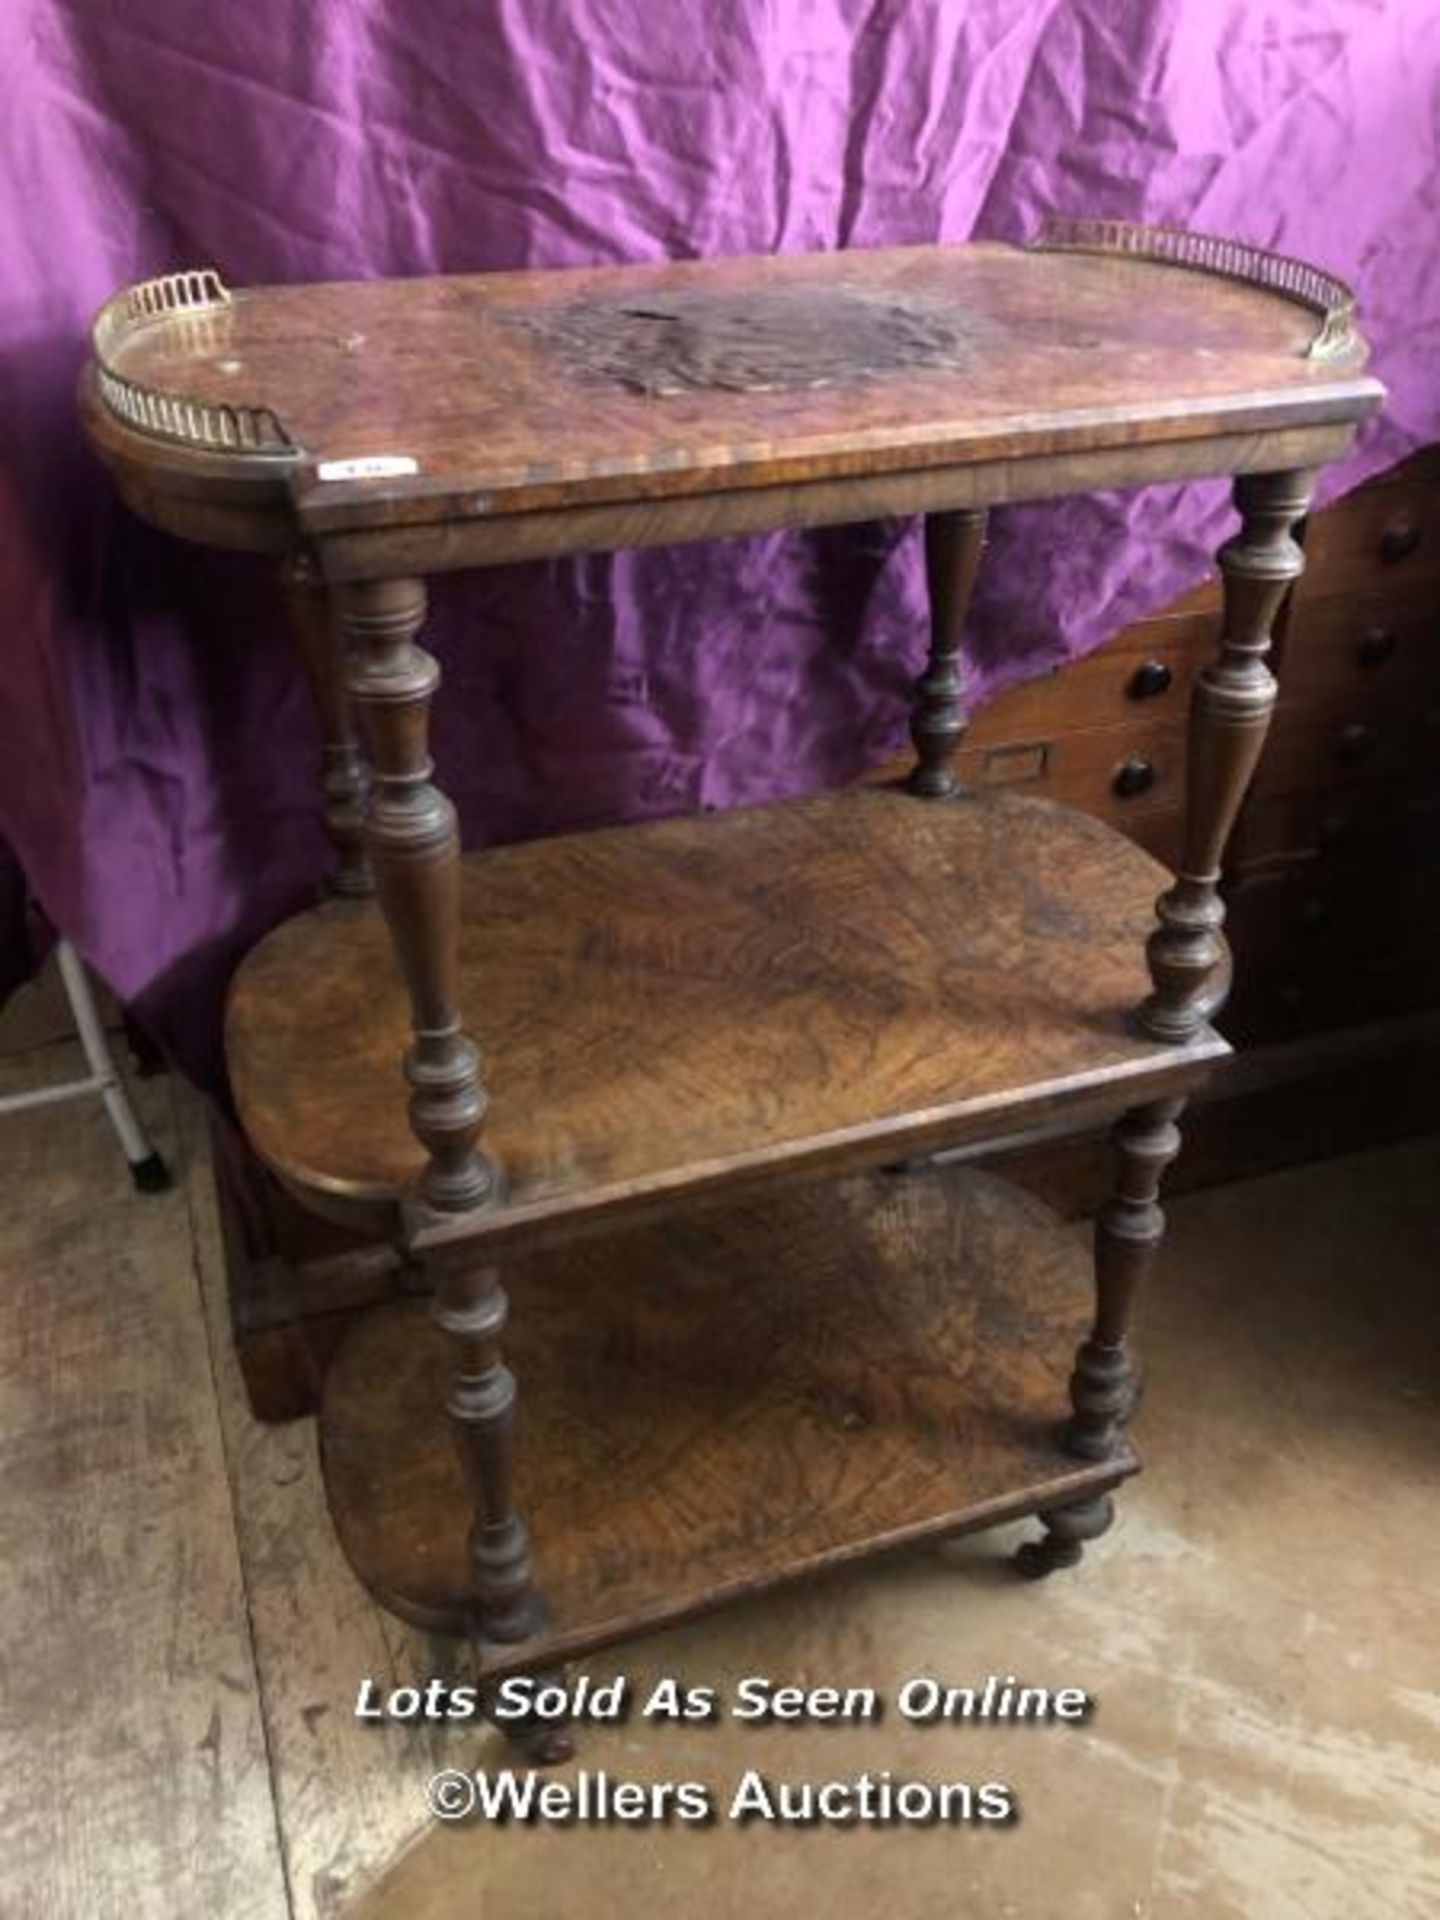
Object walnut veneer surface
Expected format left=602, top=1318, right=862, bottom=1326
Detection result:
left=227, top=784, right=1224, bottom=1246
left=95, top=246, right=1366, bottom=532
left=86, top=239, right=1379, bottom=585
left=323, top=1162, right=1134, bottom=1654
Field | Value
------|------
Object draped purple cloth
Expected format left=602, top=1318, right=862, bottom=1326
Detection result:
left=3, top=2, right=1438, bottom=1082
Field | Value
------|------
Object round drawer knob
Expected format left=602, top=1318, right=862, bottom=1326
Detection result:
left=1112, top=756, right=1157, bottom=799
left=1379, top=521, right=1421, bottom=564
left=1356, top=625, right=1398, bottom=668
left=1127, top=660, right=1173, bottom=701
left=1337, top=722, right=1376, bottom=764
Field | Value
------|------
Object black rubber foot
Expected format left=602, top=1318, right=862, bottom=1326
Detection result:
left=129, top=1153, right=173, bottom=1194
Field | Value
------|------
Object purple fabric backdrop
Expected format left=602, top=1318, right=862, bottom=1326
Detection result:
left=3, top=2, right=1438, bottom=1083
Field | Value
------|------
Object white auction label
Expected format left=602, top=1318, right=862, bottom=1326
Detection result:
left=316, top=455, right=419, bottom=481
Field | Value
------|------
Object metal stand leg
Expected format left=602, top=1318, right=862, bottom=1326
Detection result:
left=54, top=943, right=171, bottom=1192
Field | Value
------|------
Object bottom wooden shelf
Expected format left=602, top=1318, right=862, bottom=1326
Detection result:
left=320, top=1164, right=1136, bottom=1672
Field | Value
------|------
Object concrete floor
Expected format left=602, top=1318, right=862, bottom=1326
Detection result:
left=2, top=998, right=1439, bottom=1917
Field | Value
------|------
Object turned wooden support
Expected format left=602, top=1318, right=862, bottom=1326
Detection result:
left=1065, top=1098, right=1184, bottom=1463
left=1140, top=469, right=1315, bottom=1039
left=908, top=508, right=988, bottom=798
left=336, top=576, right=496, bottom=1215
left=1016, top=1097, right=1183, bottom=1579
left=279, top=552, right=372, bottom=898
left=430, top=1248, right=543, bottom=1644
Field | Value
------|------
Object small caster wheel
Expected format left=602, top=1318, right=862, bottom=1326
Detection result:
left=513, top=1723, right=576, bottom=1767
left=1014, top=1494, right=1114, bottom=1580
left=481, top=1661, right=576, bottom=1767
left=1015, top=1536, right=1084, bottom=1580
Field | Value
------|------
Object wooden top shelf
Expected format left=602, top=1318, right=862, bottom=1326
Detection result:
left=87, top=228, right=1380, bottom=552
left=226, top=784, right=1226, bottom=1250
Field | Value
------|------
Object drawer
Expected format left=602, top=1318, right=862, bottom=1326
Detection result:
left=968, top=611, right=1216, bottom=743
left=1231, top=778, right=1440, bottom=870
left=1277, top=587, right=1440, bottom=713
left=1221, top=855, right=1440, bottom=1042
left=1226, top=850, right=1440, bottom=965
left=1247, top=693, right=1440, bottom=802
left=866, top=717, right=1188, bottom=859
left=958, top=712, right=1189, bottom=822
left=1297, top=478, right=1440, bottom=599
left=1223, top=939, right=1440, bottom=1045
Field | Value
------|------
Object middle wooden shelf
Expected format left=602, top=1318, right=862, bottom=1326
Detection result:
left=226, top=782, right=1226, bottom=1250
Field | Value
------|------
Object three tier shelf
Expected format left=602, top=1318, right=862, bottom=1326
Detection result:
left=83, top=225, right=1381, bottom=1751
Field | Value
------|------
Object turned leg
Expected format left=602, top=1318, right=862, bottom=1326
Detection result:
left=1140, top=470, right=1314, bottom=1039
left=431, top=1247, right=545, bottom=1645
left=907, top=507, right=988, bottom=798
left=280, top=552, right=372, bottom=898
left=1016, top=1098, right=1183, bottom=1578
left=336, top=575, right=496, bottom=1215
left=337, top=578, right=539, bottom=1644
left=1066, top=1098, right=1183, bottom=1461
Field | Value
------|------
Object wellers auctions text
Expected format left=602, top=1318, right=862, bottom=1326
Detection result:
left=435, top=1767, right=1016, bottom=1828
